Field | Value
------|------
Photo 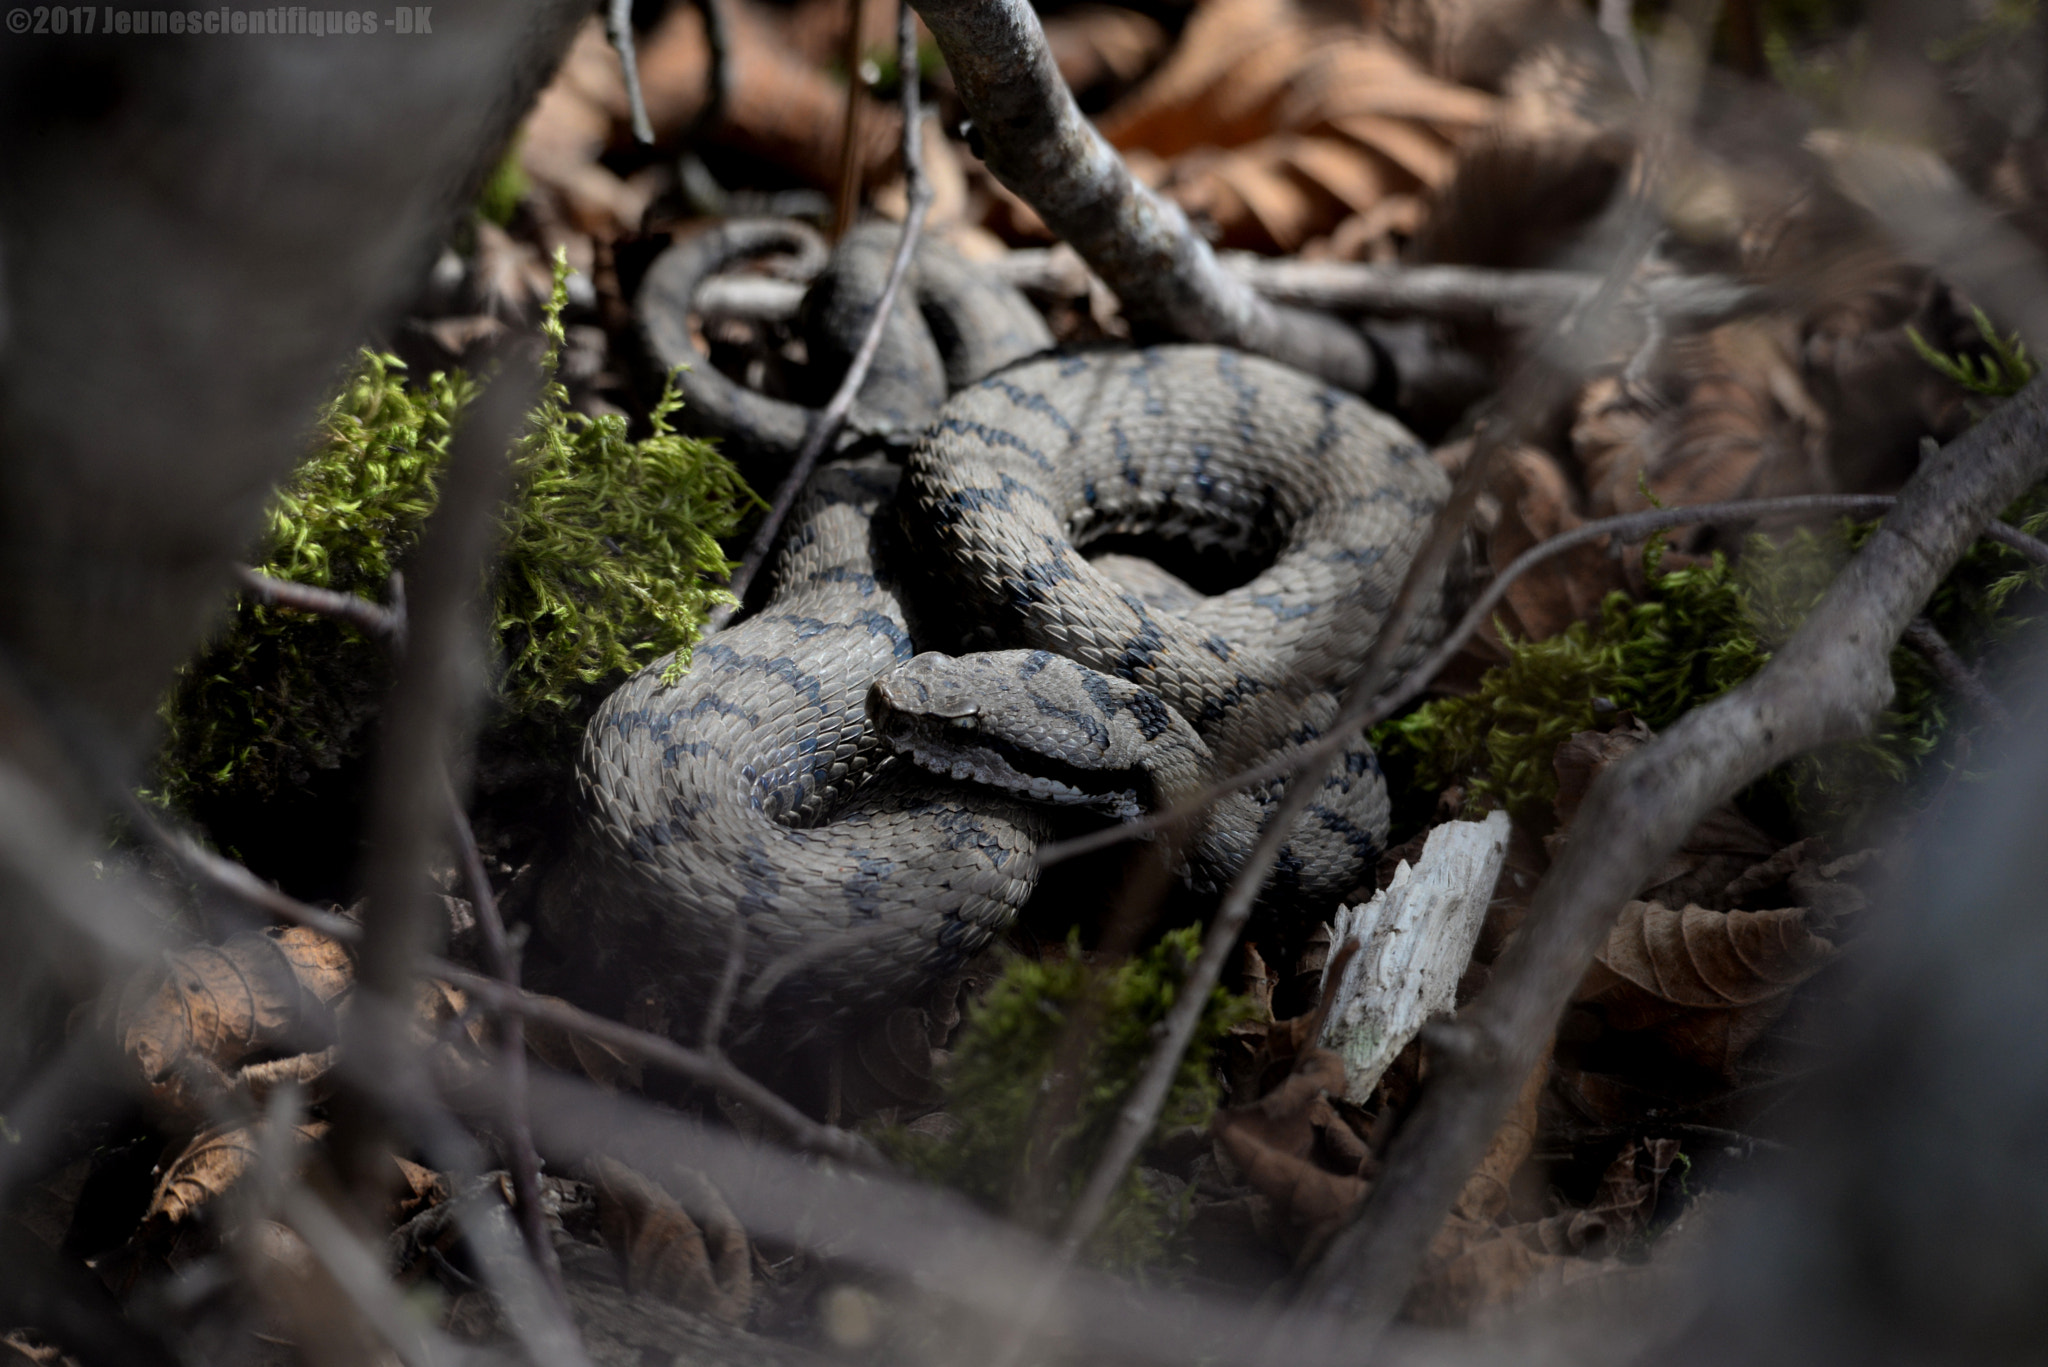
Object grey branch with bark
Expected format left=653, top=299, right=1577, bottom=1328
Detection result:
left=1299, top=376, right=2048, bottom=1335
left=905, top=0, right=1380, bottom=391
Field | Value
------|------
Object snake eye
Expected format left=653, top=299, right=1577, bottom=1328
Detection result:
left=948, top=714, right=978, bottom=729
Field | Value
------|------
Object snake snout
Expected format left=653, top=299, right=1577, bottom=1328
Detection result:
left=869, top=652, right=986, bottom=721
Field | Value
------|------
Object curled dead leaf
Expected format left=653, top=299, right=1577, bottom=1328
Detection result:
left=1408, top=1136, right=1672, bottom=1326
left=118, top=926, right=353, bottom=1120
left=1412, top=44, right=1630, bottom=270
left=1212, top=1047, right=1371, bottom=1259
left=1377, top=0, right=1583, bottom=89
left=1582, top=1137, right=1680, bottom=1245
left=1095, top=0, right=1493, bottom=254
left=146, top=1120, right=327, bottom=1228
left=1574, top=320, right=1830, bottom=523
left=521, top=7, right=902, bottom=241
left=233, top=1048, right=337, bottom=1107
left=589, top=1156, right=752, bottom=1324
left=1578, top=901, right=1837, bottom=1074
left=1408, top=1212, right=1597, bottom=1326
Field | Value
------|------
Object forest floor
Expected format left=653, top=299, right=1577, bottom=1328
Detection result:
left=9, top=1, right=2048, bottom=1364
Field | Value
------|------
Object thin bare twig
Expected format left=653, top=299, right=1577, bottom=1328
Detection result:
left=707, top=0, right=934, bottom=629
left=833, top=0, right=876, bottom=237
left=693, top=255, right=1764, bottom=332
left=1046, top=409, right=1505, bottom=1275
left=331, top=361, right=529, bottom=1202
left=1903, top=617, right=2014, bottom=729
left=1297, top=377, right=2048, bottom=1337
left=235, top=565, right=404, bottom=644
left=248, top=561, right=562, bottom=1297
left=290, top=363, right=595, bottom=1367
left=1024, top=494, right=2048, bottom=876
left=277, top=1184, right=469, bottom=1367
left=238, top=1089, right=471, bottom=1367
left=515, top=1068, right=1386, bottom=1367
left=128, top=804, right=882, bottom=1168
left=1052, top=0, right=1716, bottom=1307
left=1376, top=492, right=2048, bottom=724
left=434, top=964, right=885, bottom=1168
left=1600, top=0, right=1651, bottom=97
left=607, top=0, right=655, bottom=145
left=698, top=912, right=750, bottom=1050
left=449, top=797, right=563, bottom=1298
left=906, top=0, right=1378, bottom=391
left=235, top=552, right=560, bottom=1294
left=1217, top=255, right=1761, bottom=329
left=689, top=0, right=732, bottom=142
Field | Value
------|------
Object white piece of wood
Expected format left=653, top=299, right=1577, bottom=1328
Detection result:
left=1317, top=811, right=1512, bottom=1103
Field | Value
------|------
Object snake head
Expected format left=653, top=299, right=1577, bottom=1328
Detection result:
left=867, top=650, right=1210, bottom=820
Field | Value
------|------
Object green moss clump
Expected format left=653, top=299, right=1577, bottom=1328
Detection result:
left=1378, top=510, right=2047, bottom=832
left=157, top=255, right=756, bottom=809
left=475, top=137, right=529, bottom=228
left=893, top=928, right=1252, bottom=1271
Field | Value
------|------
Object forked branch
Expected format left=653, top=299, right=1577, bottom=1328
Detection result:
left=1298, top=376, right=2048, bottom=1336
left=906, top=0, right=1380, bottom=391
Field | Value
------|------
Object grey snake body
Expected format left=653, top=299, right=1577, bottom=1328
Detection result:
left=546, top=225, right=1453, bottom=1042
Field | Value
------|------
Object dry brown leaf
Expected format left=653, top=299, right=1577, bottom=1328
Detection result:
left=3, top=1330, right=76, bottom=1367
left=1092, top=0, right=1494, bottom=254
left=1452, top=1049, right=1549, bottom=1223
left=391, top=1156, right=451, bottom=1225
left=589, top=1156, right=753, bottom=1324
left=1426, top=439, right=1631, bottom=686
left=1222, top=937, right=1360, bottom=1102
left=1242, top=941, right=1281, bottom=1022
left=1582, top=1137, right=1680, bottom=1245
left=1491, top=443, right=1624, bottom=640
left=1377, top=0, right=1583, bottom=88
left=470, top=220, right=555, bottom=323
left=1577, top=901, right=1837, bottom=1074
left=870, top=117, right=970, bottom=230
left=1547, top=1062, right=1656, bottom=1129
left=1801, top=270, right=1982, bottom=493
left=1550, top=724, right=1778, bottom=907
left=1720, top=840, right=1877, bottom=925
left=413, top=979, right=488, bottom=1049
left=232, top=1048, right=337, bottom=1106
left=1408, top=1137, right=1665, bottom=1327
left=518, top=21, right=660, bottom=237
left=146, top=1121, right=326, bottom=1227
left=522, top=996, right=644, bottom=1093
left=520, top=7, right=902, bottom=241
left=1044, top=4, right=1171, bottom=105
left=1407, top=1213, right=1586, bottom=1325
left=1212, top=1048, right=1370, bottom=1259
left=118, top=926, right=354, bottom=1120
left=1412, top=43, right=1632, bottom=270
left=1574, top=320, right=1831, bottom=522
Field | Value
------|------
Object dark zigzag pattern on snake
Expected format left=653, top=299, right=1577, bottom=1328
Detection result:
left=548, top=346, right=1453, bottom=1044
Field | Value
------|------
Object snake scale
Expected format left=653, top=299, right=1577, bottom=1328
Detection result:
left=542, top=222, right=1454, bottom=1046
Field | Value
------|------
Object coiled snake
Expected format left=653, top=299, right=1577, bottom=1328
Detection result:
left=544, top=223, right=1453, bottom=1044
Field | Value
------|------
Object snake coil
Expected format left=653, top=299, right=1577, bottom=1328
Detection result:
left=544, top=226, right=1452, bottom=1045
